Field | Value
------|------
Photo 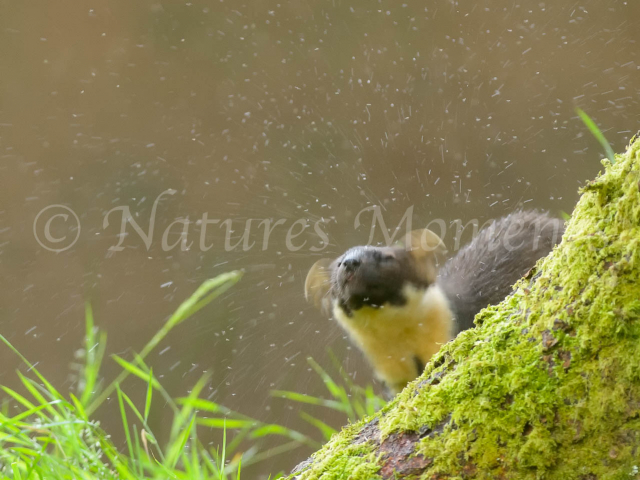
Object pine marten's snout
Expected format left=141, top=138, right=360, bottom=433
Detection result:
left=333, top=246, right=431, bottom=314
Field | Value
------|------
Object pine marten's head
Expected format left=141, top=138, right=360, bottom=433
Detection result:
left=305, top=229, right=446, bottom=317
left=304, top=229, right=451, bottom=392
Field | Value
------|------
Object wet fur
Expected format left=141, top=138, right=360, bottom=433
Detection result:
left=305, top=210, right=564, bottom=393
left=333, top=284, right=452, bottom=392
left=438, top=210, right=564, bottom=333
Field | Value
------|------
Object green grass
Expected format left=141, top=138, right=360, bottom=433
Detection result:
left=0, top=271, right=385, bottom=479
left=576, top=107, right=615, bottom=164
left=272, top=354, right=385, bottom=443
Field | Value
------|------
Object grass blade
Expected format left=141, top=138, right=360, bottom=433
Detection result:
left=576, top=107, right=615, bottom=163
left=270, top=390, right=345, bottom=411
left=144, top=368, right=153, bottom=423
left=80, top=303, right=107, bottom=407
left=111, top=355, right=161, bottom=390
left=299, top=411, right=337, bottom=441
left=116, top=386, right=135, bottom=471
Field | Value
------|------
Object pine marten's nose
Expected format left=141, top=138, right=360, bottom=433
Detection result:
left=342, top=257, right=361, bottom=272
left=338, top=249, right=369, bottom=285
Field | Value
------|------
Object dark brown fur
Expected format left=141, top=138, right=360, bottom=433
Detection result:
left=437, top=210, right=564, bottom=333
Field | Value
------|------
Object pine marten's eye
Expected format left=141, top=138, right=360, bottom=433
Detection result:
left=381, top=254, right=395, bottom=262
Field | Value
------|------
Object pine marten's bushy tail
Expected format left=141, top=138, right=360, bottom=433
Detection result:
left=437, top=210, right=565, bottom=333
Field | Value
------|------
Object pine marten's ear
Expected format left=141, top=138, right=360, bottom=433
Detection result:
left=304, top=258, right=334, bottom=314
left=400, top=229, right=447, bottom=283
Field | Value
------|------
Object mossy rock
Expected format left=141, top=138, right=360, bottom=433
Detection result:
left=292, top=137, right=640, bottom=480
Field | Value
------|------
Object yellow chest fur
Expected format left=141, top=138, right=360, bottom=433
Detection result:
left=332, top=285, right=454, bottom=392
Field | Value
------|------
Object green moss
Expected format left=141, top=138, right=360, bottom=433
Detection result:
left=291, top=421, right=384, bottom=479
left=293, top=137, right=640, bottom=480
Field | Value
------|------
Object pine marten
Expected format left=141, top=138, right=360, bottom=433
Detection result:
left=305, top=210, right=564, bottom=393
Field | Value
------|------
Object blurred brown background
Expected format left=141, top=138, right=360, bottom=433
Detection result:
left=0, top=0, right=638, bottom=476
